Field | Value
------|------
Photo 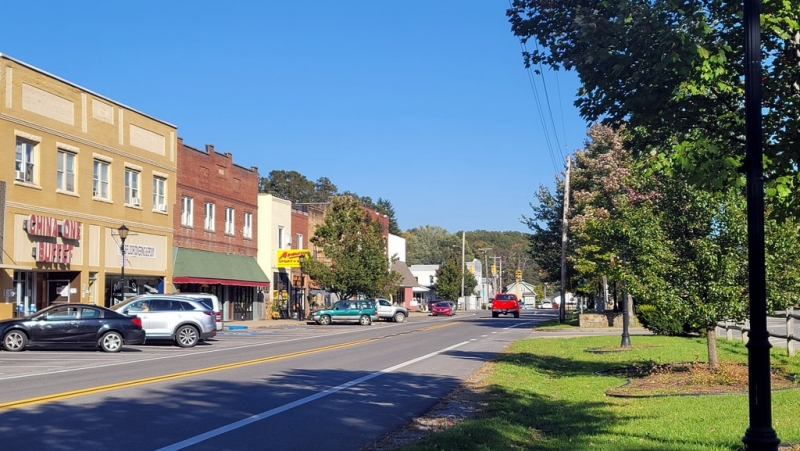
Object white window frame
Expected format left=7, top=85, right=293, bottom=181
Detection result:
left=278, top=226, right=285, bottom=249
left=93, top=160, right=110, bottom=199
left=125, top=168, right=140, bottom=205
left=296, top=233, right=303, bottom=250
left=225, top=207, right=235, bottom=235
left=204, top=202, right=215, bottom=231
left=152, top=176, right=166, bottom=211
left=56, top=149, right=76, bottom=193
left=181, top=196, right=194, bottom=227
left=243, top=212, right=252, bottom=239
left=15, top=138, right=36, bottom=184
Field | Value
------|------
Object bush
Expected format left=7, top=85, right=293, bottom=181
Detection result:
left=636, top=304, right=691, bottom=336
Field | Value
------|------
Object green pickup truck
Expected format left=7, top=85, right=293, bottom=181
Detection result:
left=310, top=300, right=378, bottom=325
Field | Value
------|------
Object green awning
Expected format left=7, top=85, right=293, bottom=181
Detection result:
left=172, top=247, right=270, bottom=287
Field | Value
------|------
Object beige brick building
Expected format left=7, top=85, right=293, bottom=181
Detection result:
left=0, top=54, right=177, bottom=318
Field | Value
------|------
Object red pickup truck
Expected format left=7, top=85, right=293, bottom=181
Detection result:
left=491, top=293, right=520, bottom=318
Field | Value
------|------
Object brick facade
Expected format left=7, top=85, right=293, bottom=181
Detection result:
left=174, top=139, right=259, bottom=256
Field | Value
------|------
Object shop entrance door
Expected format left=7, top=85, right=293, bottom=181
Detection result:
left=47, top=280, right=72, bottom=306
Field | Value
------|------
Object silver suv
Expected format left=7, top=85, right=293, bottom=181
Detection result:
left=111, top=295, right=216, bottom=347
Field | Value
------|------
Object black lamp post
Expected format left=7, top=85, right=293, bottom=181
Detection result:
left=742, top=0, right=779, bottom=448
left=118, top=224, right=129, bottom=301
left=298, top=253, right=305, bottom=322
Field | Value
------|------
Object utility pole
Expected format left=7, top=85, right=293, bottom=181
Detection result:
left=460, top=231, right=466, bottom=307
left=560, top=156, right=571, bottom=323
left=478, top=248, right=492, bottom=308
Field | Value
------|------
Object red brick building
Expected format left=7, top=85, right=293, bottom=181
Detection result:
left=172, top=139, right=269, bottom=321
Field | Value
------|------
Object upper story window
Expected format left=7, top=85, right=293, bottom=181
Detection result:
left=204, top=202, right=215, bottom=231
left=152, top=177, right=166, bottom=212
left=93, top=160, right=110, bottom=199
left=15, top=138, right=37, bottom=184
left=278, top=226, right=285, bottom=248
left=225, top=207, right=235, bottom=235
left=125, top=168, right=140, bottom=206
left=296, top=233, right=304, bottom=249
left=243, top=212, right=253, bottom=239
left=56, top=150, right=76, bottom=193
left=181, top=196, right=194, bottom=227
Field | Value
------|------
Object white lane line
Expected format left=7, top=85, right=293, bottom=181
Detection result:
left=156, top=340, right=471, bottom=451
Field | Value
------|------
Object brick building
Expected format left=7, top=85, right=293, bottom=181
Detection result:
left=172, top=139, right=269, bottom=321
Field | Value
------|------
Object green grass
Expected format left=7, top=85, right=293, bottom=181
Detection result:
left=401, top=335, right=800, bottom=451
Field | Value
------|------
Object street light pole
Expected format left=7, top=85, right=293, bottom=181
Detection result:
left=298, top=253, right=305, bottom=322
left=118, top=224, right=129, bottom=303
left=742, top=0, right=779, bottom=448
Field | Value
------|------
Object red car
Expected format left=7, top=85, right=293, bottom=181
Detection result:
left=431, top=301, right=455, bottom=316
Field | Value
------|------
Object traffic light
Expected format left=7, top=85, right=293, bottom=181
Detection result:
left=491, top=264, right=497, bottom=275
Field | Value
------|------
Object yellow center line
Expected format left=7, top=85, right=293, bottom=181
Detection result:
left=0, top=321, right=460, bottom=411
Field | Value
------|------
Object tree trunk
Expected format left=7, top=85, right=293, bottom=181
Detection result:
left=706, top=328, right=719, bottom=371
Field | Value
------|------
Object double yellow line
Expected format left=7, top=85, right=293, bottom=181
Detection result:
left=0, top=338, right=374, bottom=411
left=1, top=321, right=459, bottom=411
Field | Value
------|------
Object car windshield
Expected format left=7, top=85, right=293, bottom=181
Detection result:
left=435, top=302, right=450, bottom=307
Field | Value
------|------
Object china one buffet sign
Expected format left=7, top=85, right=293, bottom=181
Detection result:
left=23, top=214, right=81, bottom=264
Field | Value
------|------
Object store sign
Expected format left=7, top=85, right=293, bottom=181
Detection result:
left=23, top=214, right=82, bottom=264
left=24, top=214, right=82, bottom=240
left=276, top=249, right=309, bottom=268
left=123, top=244, right=156, bottom=258
left=33, top=242, right=74, bottom=264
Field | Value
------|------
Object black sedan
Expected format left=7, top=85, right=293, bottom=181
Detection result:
left=0, top=304, right=146, bottom=352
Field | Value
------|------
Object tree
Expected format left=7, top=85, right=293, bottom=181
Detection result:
left=405, top=225, right=459, bottom=265
left=433, top=256, right=462, bottom=302
left=521, top=181, right=567, bottom=284
left=312, top=177, right=338, bottom=202
left=304, top=196, right=400, bottom=300
left=259, top=170, right=316, bottom=203
left=507, top=0, right=800, bottom=213
left=375, top=198, right=402, bottom=235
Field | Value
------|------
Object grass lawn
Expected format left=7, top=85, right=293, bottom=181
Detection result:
left=400, top=334, right=800, bottom=451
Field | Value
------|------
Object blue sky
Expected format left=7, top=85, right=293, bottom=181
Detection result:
left=2, top=1, right=588, bottom=233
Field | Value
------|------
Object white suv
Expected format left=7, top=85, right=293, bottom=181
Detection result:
left=111, top=295, right=216, bottom=347
left=170, top=293, right=222, bottom=331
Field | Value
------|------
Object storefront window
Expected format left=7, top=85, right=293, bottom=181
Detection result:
left=105, top=274, right=164, bottom=306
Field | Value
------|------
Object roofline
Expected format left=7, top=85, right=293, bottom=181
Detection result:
left=0, top=52, right=177, bottom=128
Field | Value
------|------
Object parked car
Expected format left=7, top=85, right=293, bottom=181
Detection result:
left=373, top=298, right=408, bottom=322
left=431, top=301, right=455, bottom=316
left=110, top=295, right=216, bottom=347
left=1, top=304, right=145, bottom=353
left=538, top=301, right=553, bottom=309
left=311, top=300, right=377, bottom=325
left=166, top=293, right=222, bottom=331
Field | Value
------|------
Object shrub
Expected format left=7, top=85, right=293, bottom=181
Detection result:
left=636, top=304, right=691, bottom=336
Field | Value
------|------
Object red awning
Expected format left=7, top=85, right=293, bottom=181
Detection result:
left=172, top=276, right=269, bottom=288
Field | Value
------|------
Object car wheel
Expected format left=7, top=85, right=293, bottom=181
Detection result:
left=99, top=331, right=123, bottom=352
left=175, top=325, right=200, bottom=348
left=492, top=312, right=499, bottom=318
left=393, top=311, right=406, bottom=323
left=514, top=312, right=520, bottom=318
left=359, top=315, right=372, bottom=326
left=3, top=330, right=28, bottom=352
left=319, top=315, right=331, bottom=325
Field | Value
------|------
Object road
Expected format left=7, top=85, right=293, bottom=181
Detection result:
left=0, top=309, right=556, bottom=451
